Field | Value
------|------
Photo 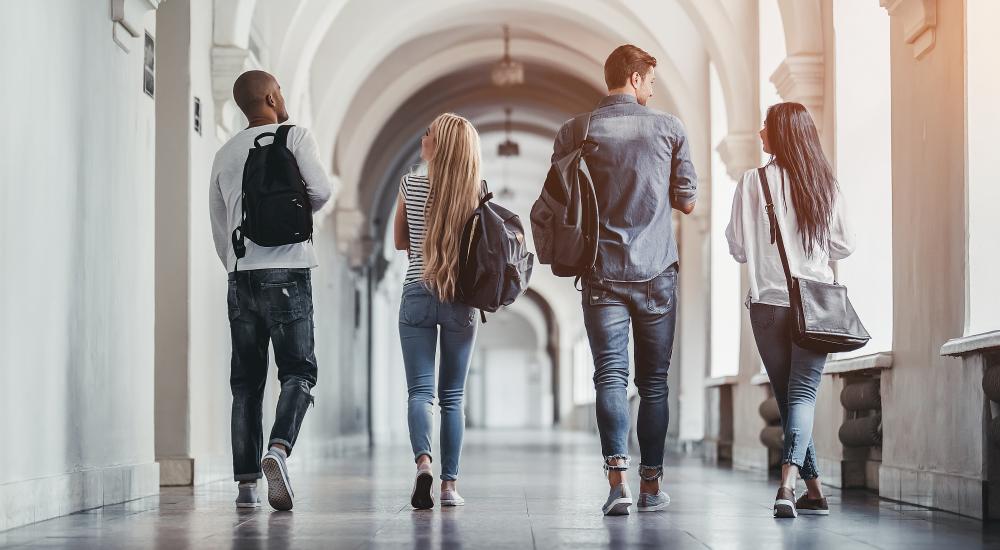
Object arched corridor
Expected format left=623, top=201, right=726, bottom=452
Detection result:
left=3, top=0, right=1000, bottom=547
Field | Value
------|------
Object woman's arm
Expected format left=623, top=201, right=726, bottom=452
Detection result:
left=828, top=188, right=855, bottom=260
left=725, top=175, right=748, bottom=263
left=393, top=193, right=409, bottom=251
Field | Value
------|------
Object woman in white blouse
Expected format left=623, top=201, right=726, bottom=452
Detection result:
left=726, top=102, right=854, bottom=519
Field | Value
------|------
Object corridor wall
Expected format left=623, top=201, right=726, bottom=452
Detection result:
left=0, top=1, right=160, bottom=530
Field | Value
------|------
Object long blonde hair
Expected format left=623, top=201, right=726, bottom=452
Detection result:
left=422, top=113, right=482, bottom=302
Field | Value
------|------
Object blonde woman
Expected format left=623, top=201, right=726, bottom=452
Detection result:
left=393, top=113, right=482, bottom=509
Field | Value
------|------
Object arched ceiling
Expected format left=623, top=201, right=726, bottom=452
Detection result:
left=235, top=0, right=767, bottom=262
left=360, top=61, right=605, bottom=246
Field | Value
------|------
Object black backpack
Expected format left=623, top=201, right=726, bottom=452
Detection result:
left=456, top=182, right=534, bottom=322
left=231, top=125, right=312, bottom=267
left=529, top=113, right=599, bottom=280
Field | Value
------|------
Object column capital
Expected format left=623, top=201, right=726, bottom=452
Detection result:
left=334, top=206, right=374, bottom=269
left=880, top=0, right=937, bottom=60
left=770, top=53, right=825, bottom=132
left=717, top=133, right=761, bottom=181
left=111, top=0, right=162, bottom=38
left=211, top=46, right=259, bottom=139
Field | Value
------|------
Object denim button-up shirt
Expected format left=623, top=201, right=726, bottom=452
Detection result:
left=551, top=94, right=698, bottom=282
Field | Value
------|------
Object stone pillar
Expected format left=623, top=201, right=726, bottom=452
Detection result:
left=156, top=0, right=245, bottom=486
left=154, top=0, right=194, bottom=486
left=878, top=0, right=983, bottom=518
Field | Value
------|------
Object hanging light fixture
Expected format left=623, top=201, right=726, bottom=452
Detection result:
left=497, top=107, right=519, bottom=157
left=496, top=107, right=518, bottom=200
left=491, top=25, right=524, bottom=87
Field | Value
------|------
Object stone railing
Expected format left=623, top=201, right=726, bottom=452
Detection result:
left=704, top=376, right=739, bottom=464
left=942, top=330, right=1000, bottom=519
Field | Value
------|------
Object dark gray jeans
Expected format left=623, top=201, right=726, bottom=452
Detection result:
left=228, top=268, right=317, bottom=482
left=749, top=302, right=827, bottom=480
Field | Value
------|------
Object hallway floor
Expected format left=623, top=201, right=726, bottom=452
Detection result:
left=2, top=430, right=999, bottom=549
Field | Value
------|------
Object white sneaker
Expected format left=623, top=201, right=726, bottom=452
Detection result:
left=440, top=489, right=465, bottom=507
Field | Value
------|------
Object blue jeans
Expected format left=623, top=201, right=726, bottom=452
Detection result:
left=228, top=268, right=317, bottom=481
left=398, top=283, right=478, bottom=481
left=749, top=303, right=827, bottom=480
left=581, top=264, right=677, bottom=470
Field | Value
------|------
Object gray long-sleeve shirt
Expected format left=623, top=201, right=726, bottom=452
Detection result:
left=552, top=94, right=698, bottom=282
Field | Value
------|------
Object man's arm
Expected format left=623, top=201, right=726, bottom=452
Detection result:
left=208, top=161, right=229, bottom=269
left=293, top=127, right=334, bottom=211
left=668, top=119, right=698, bottom=214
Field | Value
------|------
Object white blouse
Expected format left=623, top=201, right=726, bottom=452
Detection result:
left=725, top=163, right=855, bottom=307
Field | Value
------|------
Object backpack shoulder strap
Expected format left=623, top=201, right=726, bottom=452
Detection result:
left=570, top=113, right=593, bottom=148
left=479, top=179, right=493, bottom=206
left=275, top=124, right=295, bottom=148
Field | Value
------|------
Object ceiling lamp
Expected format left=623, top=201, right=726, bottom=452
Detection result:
left=491, top=25, right=524, bottom=87
left=497, top=107, right=520, bottom=158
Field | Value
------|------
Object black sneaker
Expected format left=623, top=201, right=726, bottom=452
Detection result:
left=795, top=493, right=830, bottom=515
left=773, top=487, right=797, bottom=518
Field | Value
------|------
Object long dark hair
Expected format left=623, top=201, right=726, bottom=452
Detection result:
left=764, top=102, right=837, bottom=256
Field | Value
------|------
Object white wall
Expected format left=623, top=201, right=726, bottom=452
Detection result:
left=965, top=0, right=1000, bottom=336
left=0, top=1, right=160, bottom=530
left=831, top=1, right=893, bottom=355
left=709, top=62, right=741, bottom=378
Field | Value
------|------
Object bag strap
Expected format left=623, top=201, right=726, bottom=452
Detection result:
left=275, top=124, right=294, bottom=148
left=479, top=179, right=493, bottom=207
left=757, top=166, right=793, bottom=289
left=253, top=132, right=276, bottom=148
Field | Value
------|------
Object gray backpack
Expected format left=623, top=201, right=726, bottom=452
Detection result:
left=530, top=113, right=599, bottom=279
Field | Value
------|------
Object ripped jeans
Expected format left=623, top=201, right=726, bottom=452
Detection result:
left=749, top=302, right=827, bottom=480
left=228, top=269, right=318, bottom=482
left=581, top=265, right=678, bottom=471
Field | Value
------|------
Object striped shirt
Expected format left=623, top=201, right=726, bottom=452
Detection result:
left=401, top=173, right=432, bottom=286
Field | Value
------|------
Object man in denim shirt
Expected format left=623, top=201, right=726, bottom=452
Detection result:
left=551, top=45, right=697, bottom=515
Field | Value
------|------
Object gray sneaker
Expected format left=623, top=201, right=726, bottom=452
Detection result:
left=261, top=448, right=294, bottom=511
left=602, top=483, right=633, bottom=516
left=637, top=491, right=670, bottom=512
left=235, top=482, right=260, bottom=509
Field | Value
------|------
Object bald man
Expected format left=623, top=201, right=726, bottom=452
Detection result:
left=209, top=70, right=333, bottom=511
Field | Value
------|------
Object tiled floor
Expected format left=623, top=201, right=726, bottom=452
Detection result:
left=3, top=430, right=1000, bottom=549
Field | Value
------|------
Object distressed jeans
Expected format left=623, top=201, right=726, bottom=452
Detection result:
left=749, top=302, right=827, bottom=480
left=581, top=264, right=678, bottom=470
left=398, top=283, right=478, bottom=481
left=228, top=268, right=318, bottom=482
